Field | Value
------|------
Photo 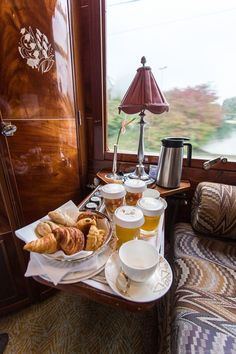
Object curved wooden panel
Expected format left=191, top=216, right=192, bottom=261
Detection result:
left=6, top=119, right=80, bottom=223
left=0, top=233, right=29, bottom=306
left=0, top=0, right=75, bottom=119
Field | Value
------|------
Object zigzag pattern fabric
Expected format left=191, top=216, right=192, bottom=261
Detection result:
left=191, top=182, right=236, bottom=239
left=172, top=223, right=236, bottom=354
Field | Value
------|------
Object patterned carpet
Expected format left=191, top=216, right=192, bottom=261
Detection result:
left=0, top=290, right=167, bottom=354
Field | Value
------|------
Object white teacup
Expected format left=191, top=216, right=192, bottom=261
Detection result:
left=118, top=239, right=159, bottom=282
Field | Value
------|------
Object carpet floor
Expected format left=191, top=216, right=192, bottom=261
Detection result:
left=0, top=291, right=170, bottom=354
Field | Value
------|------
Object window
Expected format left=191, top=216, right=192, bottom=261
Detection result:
left=106, top=0, right=236, bottom=161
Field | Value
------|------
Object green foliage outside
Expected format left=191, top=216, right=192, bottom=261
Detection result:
left=107, top=83, right=232, bottom=156
left=222, top=97, right=236, bottom=119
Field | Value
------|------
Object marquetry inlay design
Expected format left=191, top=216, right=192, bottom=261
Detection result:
left=18, top=27, right=55, bottom=74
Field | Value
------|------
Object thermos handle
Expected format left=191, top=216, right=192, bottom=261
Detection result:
left=183, top=143, right=192, bottom=167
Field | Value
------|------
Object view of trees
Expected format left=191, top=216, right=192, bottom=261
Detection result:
left=108, top=83, right=225, bottom=155
left=222, top=97, right=236, bottom=120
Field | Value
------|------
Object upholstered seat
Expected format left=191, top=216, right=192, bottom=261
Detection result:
left=172, top=182, right=236, bottom=354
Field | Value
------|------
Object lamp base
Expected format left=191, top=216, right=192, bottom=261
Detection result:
left=129, top=164, right=150, bottom=181
left=105, top=173, right=124, bottom=181
left=103, top=170, right=155, bottom=187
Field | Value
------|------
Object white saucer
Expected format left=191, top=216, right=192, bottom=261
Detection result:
left=105, top=252, right=173, bottom=303
left=41, top=264, right=106, bottom=284
left=40, top=245, right=113, bottom=284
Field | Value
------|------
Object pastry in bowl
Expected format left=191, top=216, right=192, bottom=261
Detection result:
left=35, top=221, right=59, bottom=238
left=23, top=233, right=59, bottom=254
left=53, top=227, right=85, bottom=255
left=85, top=225, right=106, bottom=251
left=76, top=217, right=97, bottom=235
left=23, top=209, right=112, bottom=260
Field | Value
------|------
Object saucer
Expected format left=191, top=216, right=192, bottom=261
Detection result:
left=105, top=251, right=173, bottom=303
left=41, top=264, right=106, bottom=284
left=40, top=244, right=113, bottom=284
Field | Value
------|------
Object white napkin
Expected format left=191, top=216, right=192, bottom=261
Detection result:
left=25, top=252, right=99, bottom=285
left=15, top=200, right=79, bottom=243
left=15, top=200, right=94, bottom=261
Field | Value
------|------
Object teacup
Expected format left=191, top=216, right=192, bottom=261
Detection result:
left=142, top=188, right=160, bottom=199
left=118, top=239, right=159, bottom=282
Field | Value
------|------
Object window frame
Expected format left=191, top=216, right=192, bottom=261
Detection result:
left=88, top=0, right=236, bottom=173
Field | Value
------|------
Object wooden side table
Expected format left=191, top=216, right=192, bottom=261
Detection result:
left=34, top=217, right=166, bottom=312
left=33, top=174, right=185, bottom=312
left=33, top=190, right=167, bottom=312
left=96, top=169, right=191, bottom=197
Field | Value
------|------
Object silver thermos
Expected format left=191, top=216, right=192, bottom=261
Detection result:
left=156, top=137, right=192, bottom=188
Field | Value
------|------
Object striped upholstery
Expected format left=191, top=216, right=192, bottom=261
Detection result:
left=172, top=182, right=236, bottom=354
left=191, top=182, right=236, bottom=239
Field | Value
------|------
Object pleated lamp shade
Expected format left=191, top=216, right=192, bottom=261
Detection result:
left=119, top=57, right=169, bottom=115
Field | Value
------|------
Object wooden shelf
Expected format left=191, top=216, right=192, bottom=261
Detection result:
left=96, top=170, right=191, bottom=197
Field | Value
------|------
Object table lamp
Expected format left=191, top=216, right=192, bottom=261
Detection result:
left=119, top=57, right=169, bottom=180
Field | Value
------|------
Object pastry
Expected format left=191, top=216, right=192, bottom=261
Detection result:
left=48, top=211, right=75, bottom=226
left=23, top=233, right=59, bottom=254
left=76, top=217, right=96, bottom=235
left=35, top=221, right=60, bottom=238
left=85, top=225, right=106, bottom=251
left=77, top=211, right=97, bottom=222
left=53, top=227, right=85, bottom=255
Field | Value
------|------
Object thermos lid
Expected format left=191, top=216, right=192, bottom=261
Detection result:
left=162, top=137, right=189, bottom=148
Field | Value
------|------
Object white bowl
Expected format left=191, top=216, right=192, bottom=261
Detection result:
left=143, top=189, right=160, bottom=199
left=119, top=239, right=159, bottom=282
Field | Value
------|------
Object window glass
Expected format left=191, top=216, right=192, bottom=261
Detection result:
left=106, top=0, right=236, bottom=160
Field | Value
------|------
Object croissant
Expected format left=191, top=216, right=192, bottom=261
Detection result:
left=85, top=225, right=106, bottom=251
left=76, top=217, right=96, bottom=235
left=53, top=227, right=85, bottom=255
left=48, top=211, right=75, bottom=226
left=24, top=233, right=59, bottom=254
left=35, top=221, right=60, bottom=238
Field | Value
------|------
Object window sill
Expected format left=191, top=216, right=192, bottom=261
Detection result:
left=104, top=151, right=236, bottom=171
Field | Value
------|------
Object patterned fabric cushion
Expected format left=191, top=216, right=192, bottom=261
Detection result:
left=172, top=223, right=236, bottom=354
left=191, top=182, right=236, bottom=239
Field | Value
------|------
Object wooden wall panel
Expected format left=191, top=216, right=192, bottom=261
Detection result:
left=0, top=234, right=28, bottom=305
left=0, top=0, right=87, bottom=313
left=0, top=0, right=75, bottom=119
left=5, top=119, right=80, bottom=223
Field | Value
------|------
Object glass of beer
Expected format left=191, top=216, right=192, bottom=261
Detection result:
left=124, top=179, right=146, bottom=206
left=100, top=183, right=126, bottom=218
left=113, top=205, right=144, bottom=247
left=137, top=197, right=166, bottom=237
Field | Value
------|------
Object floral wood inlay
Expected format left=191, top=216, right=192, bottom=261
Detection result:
left=18, top=27, right=55, bottom=74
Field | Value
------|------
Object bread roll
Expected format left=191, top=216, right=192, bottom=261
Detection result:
left=48, top=211, right=75, bottom=226
left=35, top=221, right=60, bottom=238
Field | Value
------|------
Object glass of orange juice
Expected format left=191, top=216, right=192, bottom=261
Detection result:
left=100, top=183, right=126, bottom=218
left=124, top=179, right=146, bottom=206
left=113, top=205, right=144, bottom=247
left=137, top=197, right=166, bottom=237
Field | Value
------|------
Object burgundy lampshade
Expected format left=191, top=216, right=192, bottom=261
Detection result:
left=119, top=57, right=169, bottom=115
